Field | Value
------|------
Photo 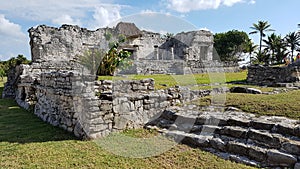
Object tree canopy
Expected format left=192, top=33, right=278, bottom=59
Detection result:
left=214, top=30, right=250, bottom=62
left=0, top=55, right=31, bottom=80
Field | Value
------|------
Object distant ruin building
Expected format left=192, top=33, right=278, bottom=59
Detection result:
left=29, top=22, right=238, bottom=74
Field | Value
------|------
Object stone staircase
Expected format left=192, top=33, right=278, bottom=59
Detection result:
left=145, top=106, right=300, bottom=168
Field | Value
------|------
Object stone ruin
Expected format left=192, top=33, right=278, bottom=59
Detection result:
left=2, top=22, right=300, bottom=168
left=3, top=22, right=218, bottom=139
left=28, top=22, right=239, bottom=75
left=247, top=63, right=300, bottom=87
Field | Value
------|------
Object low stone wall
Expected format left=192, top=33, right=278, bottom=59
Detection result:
left=119, top=60, right=185, bottom=75
left=118, top=60, right=239, bottom=75
left=188, top=61, right=240, bottom=73
left=4, top=64, right=211, bottom=139
left=247, top=65, right=300, bottom=86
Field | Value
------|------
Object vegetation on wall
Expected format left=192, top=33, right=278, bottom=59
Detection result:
left=97, top=43, right=131, bottom=76
left=77, top=49, right=105, bottom=75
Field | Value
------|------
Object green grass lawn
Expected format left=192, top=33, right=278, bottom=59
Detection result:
left=195, top=90, right=300, bottom=120
left=0, top=79, right=255, bottom=168
left=98, top=71, right=247, bottom=89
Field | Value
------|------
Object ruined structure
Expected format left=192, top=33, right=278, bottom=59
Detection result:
left=28, top=22, right=238, bottom=75
left=247, top=64, right=300, bottom=86
left=3, top=22, right=299, bottom=168
left=3, top=22, right=218, bottom=139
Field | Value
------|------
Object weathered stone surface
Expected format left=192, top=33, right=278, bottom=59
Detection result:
left=229, top=155, right=259, bottom=167
left=267, top=149, right=297, bottom=167
left=227, top=116, right=250, bottom=127
left=282, top=141, right=300, bottom=156
left=220, top=126, right=248, bottom=138
left=227, top=141, right=248, bottom=156
left=210, top=137, right=226, bottom=151
left=247, top=65, right=300, bottom=86
left=248, top=129, right=281, bottom=148
left=248, top=146, right=266, bottom=162
left=250, top=117, right=275, bottom=130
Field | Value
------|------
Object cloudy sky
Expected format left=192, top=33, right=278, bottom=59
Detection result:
left=0, top=0, right=298, bottom=60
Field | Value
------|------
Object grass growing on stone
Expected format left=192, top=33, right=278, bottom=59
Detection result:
left=0, top=80, right=255, bottom=168
left=196, top=90, right=300, bottom=120
left=98, top=71, right=247, bottom=89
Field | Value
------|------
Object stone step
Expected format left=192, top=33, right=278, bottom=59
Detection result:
left=147, top=121, right=300, bottom=152
left=152, top=109, right=300, bottom=138
left=156, top=129, right=299, bottom=168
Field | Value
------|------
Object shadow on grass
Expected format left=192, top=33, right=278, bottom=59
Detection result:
left=0, top=87, right=77, bottom=143
left=226, top=79, right=248, bottom=85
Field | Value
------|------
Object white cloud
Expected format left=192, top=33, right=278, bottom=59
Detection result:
left=249, top=0, right=256, bottom=4
left=52, top=15, right=82, bottom=26
left=165, top=0, right=253, bottom=13
left=0, top=14, right=26, bottom=40
left=222, top=0, right=243, bottom=6
left=91, top=5, right=121, bottom=29
left=0, top=14, right=29, bottom=60
left=0, top=0, right=124, bottom=29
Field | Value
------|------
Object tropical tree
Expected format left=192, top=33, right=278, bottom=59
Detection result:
left=263, top=33, right=284, bottom=64
left=244, top=39, right=258, bottom=64
left=214, top=30, right=250, bottom=62
left=249, top=21, right=274, bottom=54
left=253, top=50, right=269, bottom=64
left=285, top=31, right=300, bottom=62
left=274, top=42, right=288, bottom=64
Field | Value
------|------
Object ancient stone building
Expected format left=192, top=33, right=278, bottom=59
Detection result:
left=28, top=22, right=238, bottom=74
left=4, top=22, right=220, bottom=139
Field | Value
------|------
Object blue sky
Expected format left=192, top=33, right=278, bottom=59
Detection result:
left=0, top=0, right=298, bottom=60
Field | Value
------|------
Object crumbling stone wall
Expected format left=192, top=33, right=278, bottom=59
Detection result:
left=28, top=24, right=238, bottom=75
left=247, top=65, right=300, bottom=86
left=3, top=61, right=211, bottom=139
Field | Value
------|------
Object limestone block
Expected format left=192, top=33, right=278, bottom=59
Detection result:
left=100, top=102, right=112, bottom=111
left=248, top=146, right=267, bottom=162
left=227, top=141, right=248, bottom=156
left=248, top=129, right=281, bottom=148
left=267, top=149, right=297, bottom=167
left=220, top=126, right=248, bottom=138
left=90, top=117, right=104, bottom=124
left=227, top=116, right=250, bottom=127
left=275, top=122, right=298, bottom=136
left=210, top=137, right=226, bottom=152
left=113, top=116, right=129, bottom=130
left=282, top=141, right=300, bottom=156
left=249, top=117, right=275, bottom=130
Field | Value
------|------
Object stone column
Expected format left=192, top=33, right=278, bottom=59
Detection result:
left=171, top=47, right=174, bottom=60
left=154, top=45, right=159, bottom=60
left=207, top=44, right=213, bottom=61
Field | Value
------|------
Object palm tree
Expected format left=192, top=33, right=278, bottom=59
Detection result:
left=244, top=39, right=257, bottom=64
left=263, top=33, right=282, bottom=64
left=285, top=32, right=300, bottom=62
left=249, top=21, right=274, bottom=54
